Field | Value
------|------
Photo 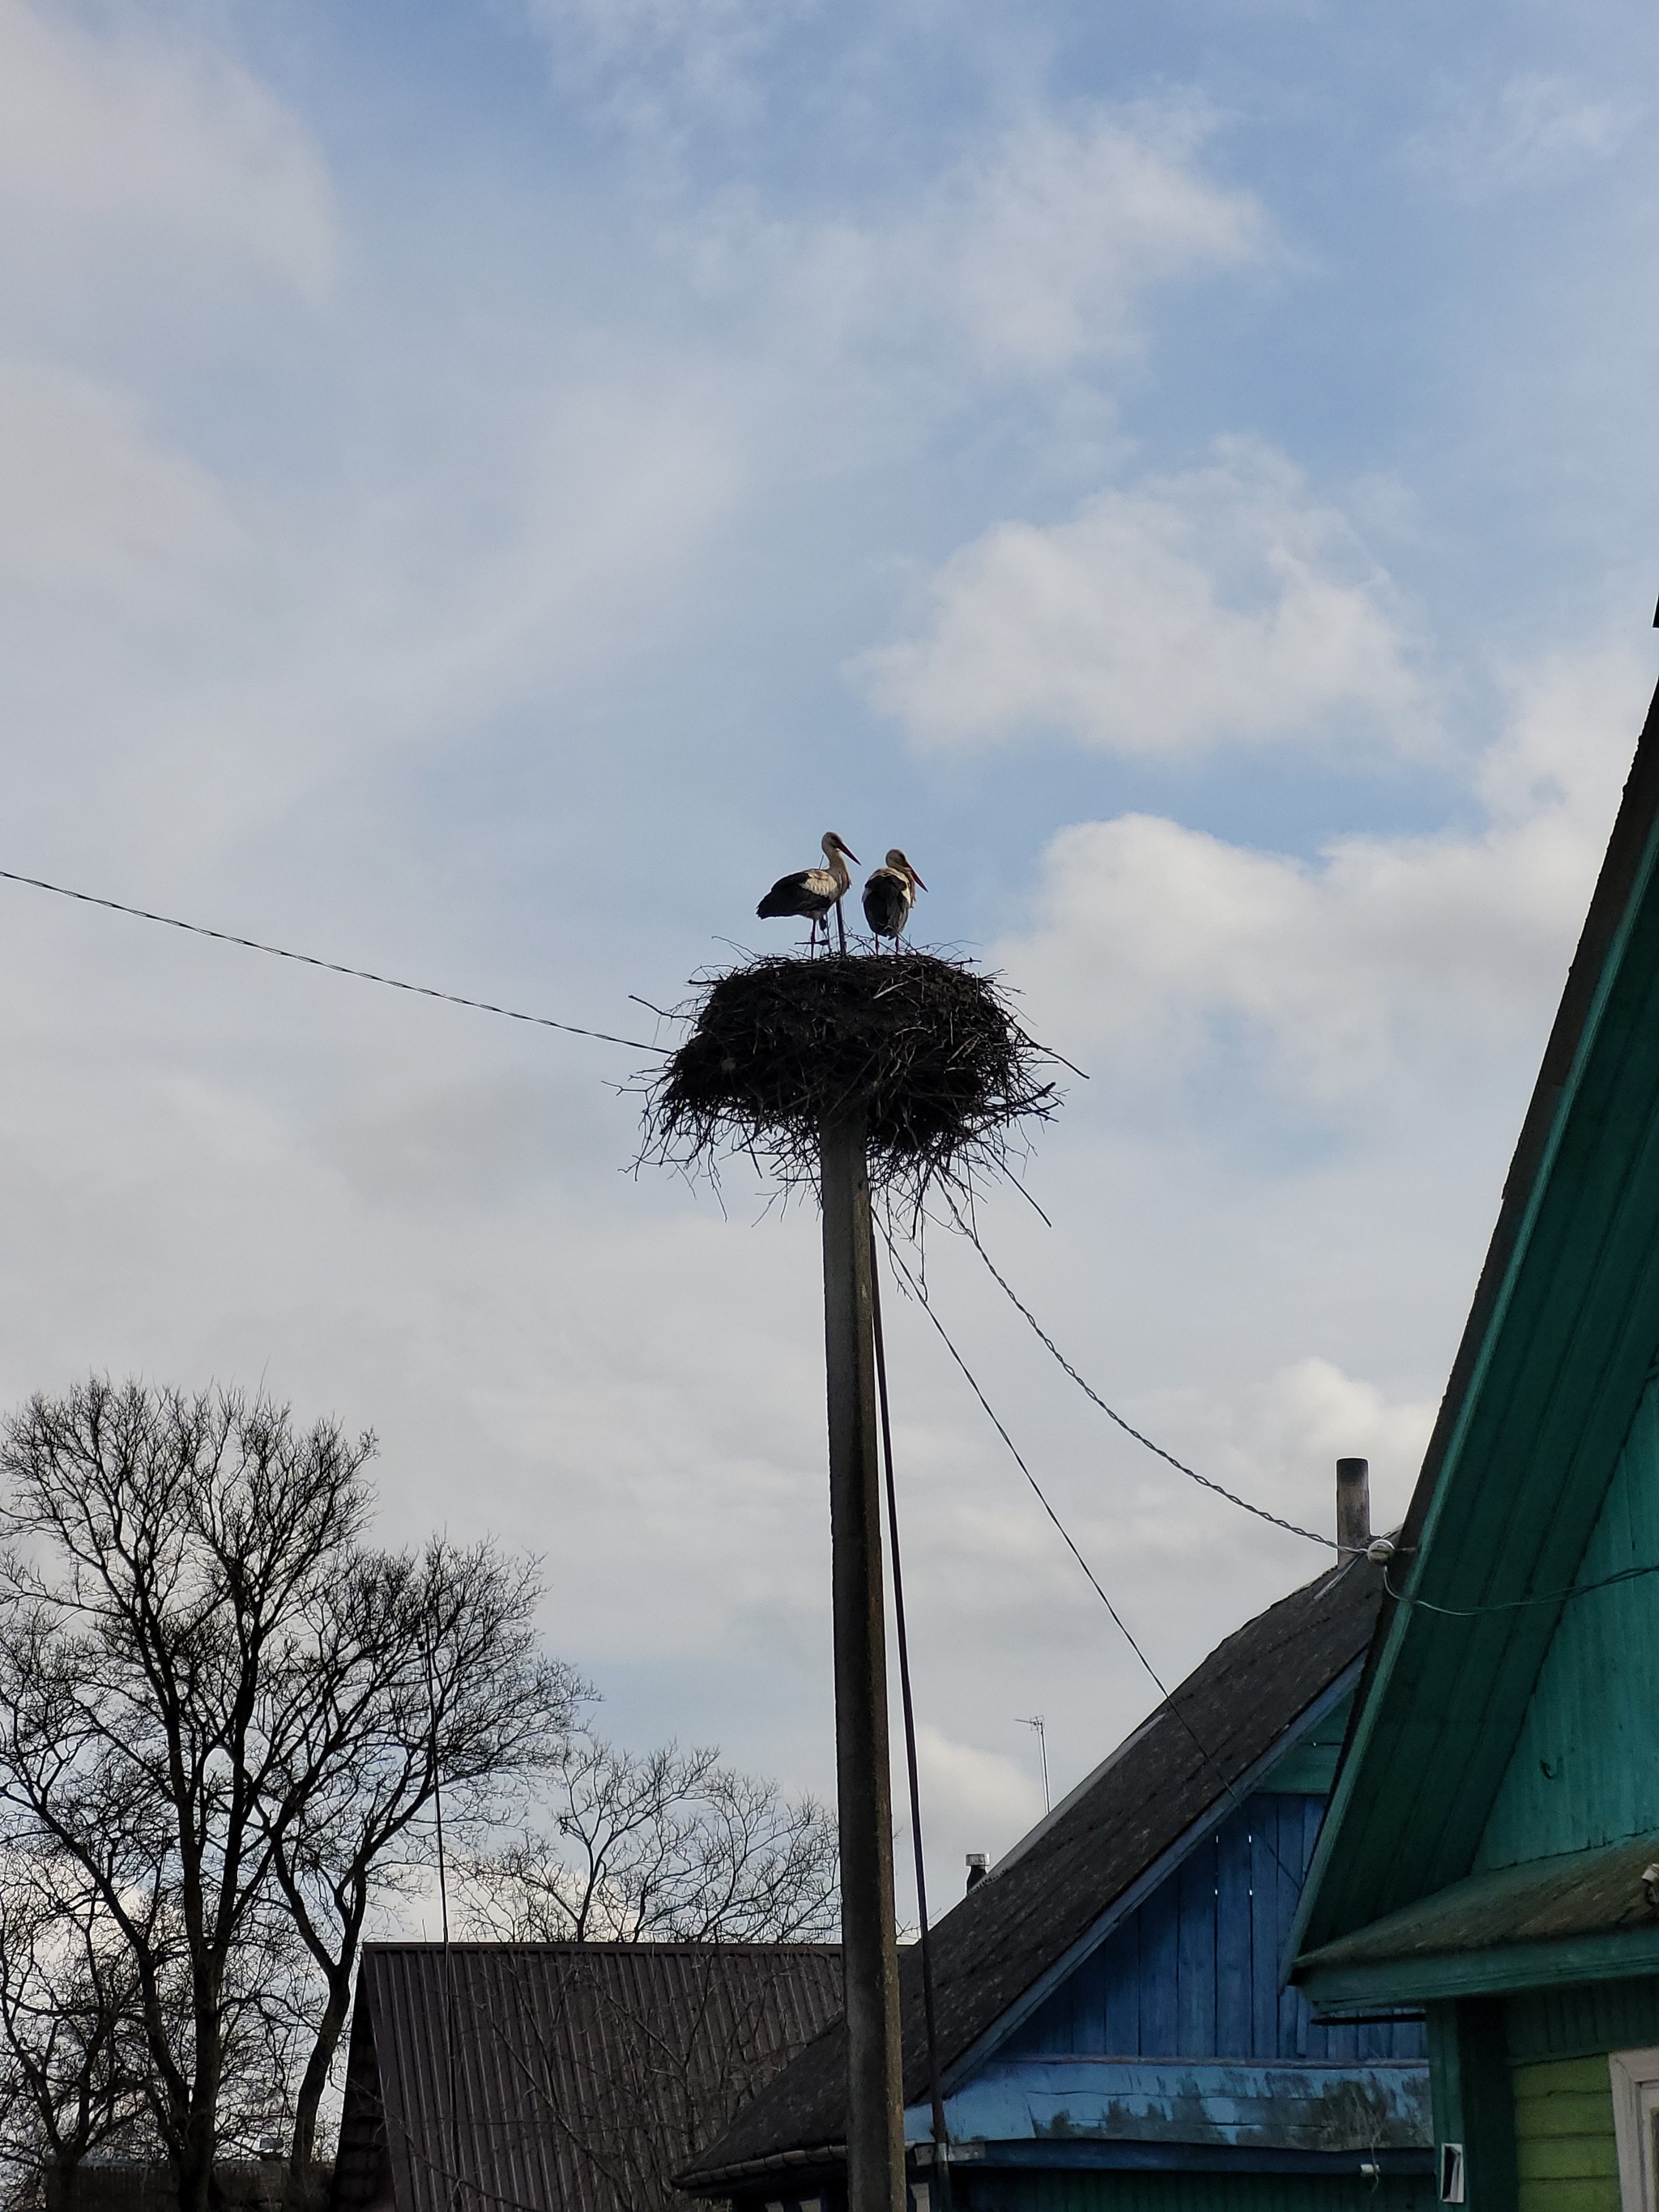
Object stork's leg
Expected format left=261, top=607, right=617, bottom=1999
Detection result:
left=835, top=900, right=847, bottom=957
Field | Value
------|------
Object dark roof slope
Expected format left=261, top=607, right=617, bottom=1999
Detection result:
left=1293, top=679, right=1659, bottom=1959
left=333, top=1942, right=842, bottom=2212
left=681, top=1554, right=1386, bottom=2189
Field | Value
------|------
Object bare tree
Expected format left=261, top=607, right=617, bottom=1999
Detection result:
left=0, top=1864, right=313, bottom=2212
left=461, top=1736, right=838, bottom=1944
left=0, top=1381, right=574, bottom=2212
left=0, top=1852, right=153, bottom=2212
left=0, top=1383, right=373, bottom=2212
left=261, top=1540, right=579, bottom=2198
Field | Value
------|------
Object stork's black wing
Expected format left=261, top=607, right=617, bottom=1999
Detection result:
left=862, top=872, right=910, bottom=936
left=758, top=871, right=819, bottom=918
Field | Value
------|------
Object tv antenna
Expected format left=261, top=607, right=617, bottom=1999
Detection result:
left=1017, top=1715, right=1050, bottom=1813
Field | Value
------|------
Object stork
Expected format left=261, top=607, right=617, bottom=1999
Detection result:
left=861, top=850, right=926, bottom=949
left=757, top=832, right=859, bottom=953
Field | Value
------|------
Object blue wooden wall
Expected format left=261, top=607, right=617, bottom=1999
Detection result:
left=1001, top=1793, right=1423, bottom=2065
left=957, top=2170, right=1437, bottom=2212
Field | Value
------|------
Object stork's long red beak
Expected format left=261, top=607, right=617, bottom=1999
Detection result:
left=910, top=868, right=927, bottom=892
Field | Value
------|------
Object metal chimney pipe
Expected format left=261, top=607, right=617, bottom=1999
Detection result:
left=1337, top=1458, right=1371, bottom=1554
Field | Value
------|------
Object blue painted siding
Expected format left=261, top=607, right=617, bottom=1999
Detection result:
left=921, top=2056, right=1431, bottom=2153
left=1003, top=1796, right=1423, bottom=2066
left=957, top=2167, right=1438, bottom=2212
left=1478, top=1371, right=1659, bottom=1869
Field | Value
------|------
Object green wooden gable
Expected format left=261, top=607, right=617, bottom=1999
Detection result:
left=1291, top=674, right=1659, bottom=1975
left=1478, top=1382, right=1659, bottom=1873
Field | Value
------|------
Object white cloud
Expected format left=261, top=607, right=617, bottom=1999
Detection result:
left=859, top=438, right=1422, bottom=756
left=0, top=364, right=239, bottom=605
left=0, top=0, right=338, bottom=298
left=687, top=104, right=1265, bottom=405
left=1, top=0, right=1653, bottom=1945
left=1222, top=1357, right=1435, bottom=1541
left=1000, top=641, right=1649, bottom=1106
left=1410, top=73, right=1642, bottom=198
left=911, top=105, right=1266, bottom=378
left=913, top=1724, right=1045, bottom=1859
left=0, top=345, right=746, bottom=865
left=522, top=0, right=807, bottom=73
left=517, top=0, right=813, bottom=144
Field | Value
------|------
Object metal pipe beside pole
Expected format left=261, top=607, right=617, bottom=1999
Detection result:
left=1337, top=1457, right=1371, bottom=1554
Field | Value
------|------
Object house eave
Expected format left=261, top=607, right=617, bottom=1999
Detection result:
left=1303, top=1928, right=1659, bottom=2014
left=675, top=2143, right=846, bottom=2196
left=946, top=2142, right=1434, bottom=2178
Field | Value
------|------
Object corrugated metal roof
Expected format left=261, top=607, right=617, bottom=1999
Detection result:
left=681, top=1557, right=1385, bottom=2189
left=333, top=1942, right=842, bottom=2212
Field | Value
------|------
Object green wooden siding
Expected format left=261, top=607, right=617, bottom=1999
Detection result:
left=1290, top=731, right=1659, bottom=1955
left=1479, top=1375, right=1659, bottom=1872
left=1266, top=1694, right=1355, bottom=1796
left=1508, top=1976, right=1659, bottom=2063
left=1513, top=2055, right=1619, bottom=2212
left=955, top=2171, right=1435, bottom=2212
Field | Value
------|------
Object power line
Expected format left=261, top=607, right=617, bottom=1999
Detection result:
left=878, top=1233, right=1310, bottom=1894
left=1384, top=1557, right=1659, bottom=1617
left=944, top=1196, right=1350, bottom=1554
left=882, top=1235, right=1171, bottom=1690
left=0, top=866, right=666, bottom=1055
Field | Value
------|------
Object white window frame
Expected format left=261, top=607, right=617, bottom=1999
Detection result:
left=1608, top=2046, right=1659, bottom=2210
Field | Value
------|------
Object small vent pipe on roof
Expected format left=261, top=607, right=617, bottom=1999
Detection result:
left=1337, top=1457, right=1371, bottom=1555
left=965, top=1853, right=987, bottom=1893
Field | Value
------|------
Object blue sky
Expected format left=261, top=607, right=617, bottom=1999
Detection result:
left=4, top=0, right=1659, bottom=1914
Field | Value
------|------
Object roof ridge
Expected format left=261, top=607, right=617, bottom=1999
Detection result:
left=360, top=1938, right=844, bottom=1955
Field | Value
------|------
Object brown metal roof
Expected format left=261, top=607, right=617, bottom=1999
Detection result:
left=681, top=1555, right=1386, bottom=2191
left=332, top=1942, right=842, bottom=2212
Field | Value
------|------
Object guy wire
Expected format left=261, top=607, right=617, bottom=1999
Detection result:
left=868, top=1223, right=952, bottom=2211
left=942, top=1196, right=1354, bottom=1554
left=879, top=1232, right=1311, bottom=1899
left=0, top=865, right=664, bottom=1054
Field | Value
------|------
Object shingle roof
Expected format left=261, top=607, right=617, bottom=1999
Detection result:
left=680, top=1554, right=1386, bottom=2189
left=332, top=1942, right=842, bottom=2212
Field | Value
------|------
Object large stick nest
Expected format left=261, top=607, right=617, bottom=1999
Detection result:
left=642, top=952, right=1063, bottom=1211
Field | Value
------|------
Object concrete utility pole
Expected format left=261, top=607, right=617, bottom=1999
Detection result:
left=820, top=1109, right=906, bottom=2212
